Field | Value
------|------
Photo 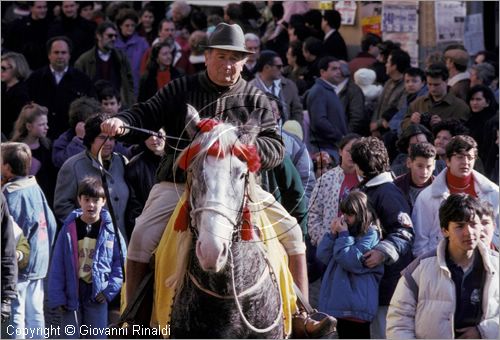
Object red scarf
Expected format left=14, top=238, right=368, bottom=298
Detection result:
left=446, top=170, right=477, bottom=197
left=156, top=69, right=171, bottom=89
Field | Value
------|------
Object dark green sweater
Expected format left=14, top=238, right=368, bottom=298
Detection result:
left=261, top=155, right=308, bottom=237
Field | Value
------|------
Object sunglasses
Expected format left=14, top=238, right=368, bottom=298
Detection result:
left=273, top=64, right=283, bottom=69
left=105, top=33, right=117, bottom=38
left=1, top=66, right=12, bottom=72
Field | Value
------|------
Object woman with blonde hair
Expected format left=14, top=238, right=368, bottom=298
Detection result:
left=1, top=52, right=31, bottom=138
left=11, top=103, right=56, bottom=206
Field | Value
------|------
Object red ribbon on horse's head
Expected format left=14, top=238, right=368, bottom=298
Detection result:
left=177, top=118, right=261, bottom=173
left=233, top=144, right=261, bottom=173
left=197, top=118, right=220, bottom=132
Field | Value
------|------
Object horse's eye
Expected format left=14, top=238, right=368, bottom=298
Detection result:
left=240, top=172, right=246, bottom=180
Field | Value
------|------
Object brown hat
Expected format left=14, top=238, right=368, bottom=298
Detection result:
left=444, top=49, right=470, bottom=67
left=204, top=23, right=253, bottom=54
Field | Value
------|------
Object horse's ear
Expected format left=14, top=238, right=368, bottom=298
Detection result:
left=185, top=104, right=201, bottom=138
left=238, top=118, right=259, bottom=145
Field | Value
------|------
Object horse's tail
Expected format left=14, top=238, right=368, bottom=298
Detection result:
left=165, top=227, right=193, bottom=291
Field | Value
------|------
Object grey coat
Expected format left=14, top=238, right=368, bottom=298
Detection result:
left=54, top=151, right=129, bottom=241
left=249, top=75, right=304, bottom=125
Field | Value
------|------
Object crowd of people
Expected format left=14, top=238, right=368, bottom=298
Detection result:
left=1, top=1, right=499, bottom=339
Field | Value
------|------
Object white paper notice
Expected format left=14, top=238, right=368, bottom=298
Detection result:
left=435, top=1, right=466, bottom=43
left=382, top=2, right=418, bottom=33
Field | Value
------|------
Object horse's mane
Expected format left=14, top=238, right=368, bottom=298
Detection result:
left=167, top=122, right=258, bottom=291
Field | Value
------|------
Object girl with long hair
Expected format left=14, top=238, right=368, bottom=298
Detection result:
left=11, top=103, right=57, bottom=206
left=316, top=190, right=383, bottom=339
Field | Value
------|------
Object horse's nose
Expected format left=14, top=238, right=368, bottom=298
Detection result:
left=196, top=239, right=228, bottom=273
left=216, top=243, right=228, bottom=269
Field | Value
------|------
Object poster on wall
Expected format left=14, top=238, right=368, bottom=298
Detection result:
left=464, top=13, right=485, bottom=55
left=334, top=1, right=357, bottom=26
left=381, top=2, right=419, bottom=66
left=382, top=2, right=418, bottom=33
left=435, top=1, right=466, bottom=43
left=319, top=1, right=333, bottom=11
left=360, top=2, right=382, bottom=36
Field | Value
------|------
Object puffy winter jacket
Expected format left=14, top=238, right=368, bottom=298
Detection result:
left=387, top=240, right=499, bottom=339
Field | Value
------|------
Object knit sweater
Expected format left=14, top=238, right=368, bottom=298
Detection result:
left=116, top=72, right=285, bottom=183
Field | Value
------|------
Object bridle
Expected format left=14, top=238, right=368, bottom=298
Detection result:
left=188, top=170, right=249, bottom=242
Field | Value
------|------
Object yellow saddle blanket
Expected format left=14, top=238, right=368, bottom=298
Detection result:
left=152, top=193, right=297, bottom=337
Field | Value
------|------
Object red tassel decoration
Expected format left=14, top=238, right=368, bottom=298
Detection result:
left=174, top=200, right=189, bottom=232
left=241, top=206, right=253, bottom=241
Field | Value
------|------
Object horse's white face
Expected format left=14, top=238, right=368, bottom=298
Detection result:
left=193, top=152, right=248, bottom=273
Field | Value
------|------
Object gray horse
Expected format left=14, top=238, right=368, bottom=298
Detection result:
left=170, top=120, right=283, bottom=338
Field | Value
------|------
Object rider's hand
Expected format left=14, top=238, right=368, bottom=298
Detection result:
left=100, top=118, right=126, bottom=137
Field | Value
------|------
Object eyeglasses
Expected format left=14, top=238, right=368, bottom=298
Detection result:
left=105, top=33, right=117, bottom=38
left=452, top=152, right=476, bottom=161
left=273, top=64, right=283, bottom=69
left=1, top=66, right=12, bottom=72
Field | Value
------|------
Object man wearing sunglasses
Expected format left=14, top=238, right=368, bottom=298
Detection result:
left=249, top=49, right=303, bottom=126
left=75, top=21, right=135, bottom=109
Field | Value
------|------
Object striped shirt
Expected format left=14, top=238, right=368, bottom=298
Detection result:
left=117, top=72, right=284, bottom=183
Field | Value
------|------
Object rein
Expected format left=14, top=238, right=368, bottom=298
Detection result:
left=187, top=243, right=283, bottom=334
left=188, top=264, right=269, bottom=300
left=228, top=246, right=283, bottom=333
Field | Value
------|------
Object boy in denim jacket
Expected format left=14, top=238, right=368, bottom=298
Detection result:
left=1, top=142, right=57, bottom=334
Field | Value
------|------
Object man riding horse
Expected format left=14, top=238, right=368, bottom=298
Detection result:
left=101, top=23, right=333, bottom=337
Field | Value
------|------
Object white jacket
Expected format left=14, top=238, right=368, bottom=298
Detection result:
left=387, top=240, right=499, bottom=339
left=412, top=169, right=499, bottom=257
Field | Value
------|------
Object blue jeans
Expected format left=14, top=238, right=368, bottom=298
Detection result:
left=11, top=279, right=45, bottom=339
left=57, top=281, right=108, bottom=339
